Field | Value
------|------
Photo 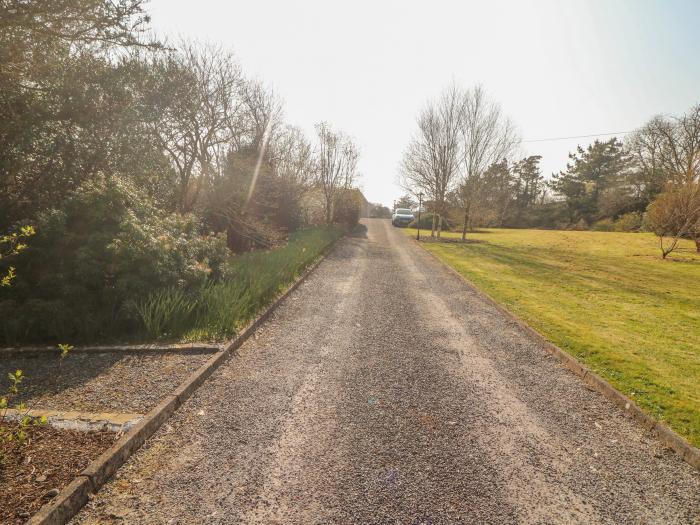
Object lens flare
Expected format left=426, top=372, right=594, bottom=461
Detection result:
left=245, top=119, right=273, bottom=207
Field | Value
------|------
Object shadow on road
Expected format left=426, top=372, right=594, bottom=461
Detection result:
left=420, top=237, right=486, bottom=244
left=348, top=223, right=368, bottom=238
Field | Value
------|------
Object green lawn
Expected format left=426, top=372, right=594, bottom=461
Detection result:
left=407, top=228, right=700, bottom=447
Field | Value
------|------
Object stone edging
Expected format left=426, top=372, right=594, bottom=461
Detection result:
left=413, top=237, right=700, bottom=471
left=0, top=343, right=221, bottom=358
left=26, top=243, right=337, bottom=525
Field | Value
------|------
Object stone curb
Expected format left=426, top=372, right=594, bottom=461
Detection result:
left=25, top=243, right=337, bottom=525
left=413, top=237, right=700, bottom=471
left=28, top=476, right=95, bottom=525
left=0, top=343, right=220, bottom=358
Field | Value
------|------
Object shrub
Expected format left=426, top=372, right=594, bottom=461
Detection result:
left=333, top=190, right=361, bottom=227
left=409, top=213, right=451, bottom=231
left=138, top=226, right=343, bottom=341
left=647, top=184, right=700, bottom=258
left=592, top=219, right=614, bottom=232
left=0, top=225, right=35, bottom=288
left=614, top=212, right=643, bottom=232
left=570, top=218, right=589, bottom=231
left=369, top=204, right=392, bottom=219
left=1, top=177, right=227, bottom=343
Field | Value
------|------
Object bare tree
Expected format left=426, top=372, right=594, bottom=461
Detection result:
left=238, top=79, right=284, bottom=150
left=654, top=105, right=700, bottom=186
left=627, top=116, right=668, bottom=207
left=201, top=80, right=286, bottom=250
left=149, top=41, right=246, bottom=212
left=400, top=85, right=463, bottom=237
left=634, top=105, right=700, bottom=250
left=266, top=124, right=316, bottom=223
left=314, top=122, right=359, bottom=224
left=458, top=85, right=519, bottom=239
left=270, top=125, right=315, bottom=189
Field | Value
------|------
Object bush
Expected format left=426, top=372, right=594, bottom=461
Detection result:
left=646, top=183, right=700, bottom=258
left=614, top=212, right=643, bottom=232
left=137, top=226, right=343, bottom=341
left=370, top=204, right=391, bottom=219
left=592, top=219, right=615, bottom=232
left=333, top=189, right=361, bottom=227
left=409, top=213, right=451, bottom=231
left=1, top=177, right=227, bottom=343
left=570, top=218, right=589, bottom=231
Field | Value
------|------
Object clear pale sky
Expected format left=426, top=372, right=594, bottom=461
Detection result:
left=147, top=0, right=700, bottom=207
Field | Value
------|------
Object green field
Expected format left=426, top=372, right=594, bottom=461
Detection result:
left=407, top=228, right=700, bottom=447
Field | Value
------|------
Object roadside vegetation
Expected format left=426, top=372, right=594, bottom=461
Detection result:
left=409, top=227, right=700, bottom=447
left=0, top=1, right=361, bottom=345
left=399, top=85, right=699, bottom=257
left=0, top=5, right=355, bottom=509
left=138, top=226, right=342, bottom=341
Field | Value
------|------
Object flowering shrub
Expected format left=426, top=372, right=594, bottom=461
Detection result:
left=0, top=178, right=227, bottom=343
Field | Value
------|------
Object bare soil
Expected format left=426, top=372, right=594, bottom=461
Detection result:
left=0, top=423, right=115, bottom=524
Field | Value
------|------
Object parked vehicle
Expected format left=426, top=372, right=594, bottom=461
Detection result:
left=392, top=208, right=414, bottom=227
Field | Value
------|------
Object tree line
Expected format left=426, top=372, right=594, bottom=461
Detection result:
left=1, top=1, right=361, bottom=243
left=400, top=84, right=700, bottom=256
left=0, top=0, right=362, bottom=342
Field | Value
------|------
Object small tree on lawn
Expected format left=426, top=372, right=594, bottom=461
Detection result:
left=646, top=183, right=700, bottom=258
left=400, top=85, right=463, bottom=238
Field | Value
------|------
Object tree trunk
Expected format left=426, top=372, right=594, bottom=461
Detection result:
left=431, top=212, right=436, bottom=238
left=325, top=198, right=333, bottom=224
left=436, top=213, right=442, bottom=238
left=695, top=237, right=700, bottom=252
left=461, top=206, right=469, bottom=241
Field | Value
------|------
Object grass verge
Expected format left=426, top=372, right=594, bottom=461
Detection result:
left=138, top=226, right=343, bottom=342
left=407, top=228, right=700, bottom=448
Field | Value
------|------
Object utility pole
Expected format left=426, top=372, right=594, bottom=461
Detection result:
left=416, top=192, right=423, bottom=241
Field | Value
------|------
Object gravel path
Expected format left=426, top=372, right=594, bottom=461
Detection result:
left=73, top=219, right=699, bottom=524
left=4, top=352, right=209, bottom=413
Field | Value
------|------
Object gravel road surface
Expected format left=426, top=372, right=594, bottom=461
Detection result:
left=74, top=219, right=699, bottom=524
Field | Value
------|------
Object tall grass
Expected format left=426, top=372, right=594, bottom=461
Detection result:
left=138, top=226, right=342, bottom=341
left=136, top=287, right=196, bottom=340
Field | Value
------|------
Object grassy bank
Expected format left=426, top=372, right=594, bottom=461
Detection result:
left=407, top=228, right=700, bottom=447
left=139, top=226, right=343, bottom=342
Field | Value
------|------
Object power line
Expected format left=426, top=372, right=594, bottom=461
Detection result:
left=522, top=131, right=633, bottom=143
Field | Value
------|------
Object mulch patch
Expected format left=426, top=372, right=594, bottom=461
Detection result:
left=0, top=423, right=116, bottom=524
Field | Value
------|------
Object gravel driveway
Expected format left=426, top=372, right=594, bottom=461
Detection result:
left=73, top=219, right=699, bottom=524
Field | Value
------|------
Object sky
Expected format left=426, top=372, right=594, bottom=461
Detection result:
left=147, top=0, right=700, bottom=207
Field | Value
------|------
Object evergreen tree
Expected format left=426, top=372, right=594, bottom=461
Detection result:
left=549, top=138, right=631, bottom=225
left=512, top=155, right=543, bottom=223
